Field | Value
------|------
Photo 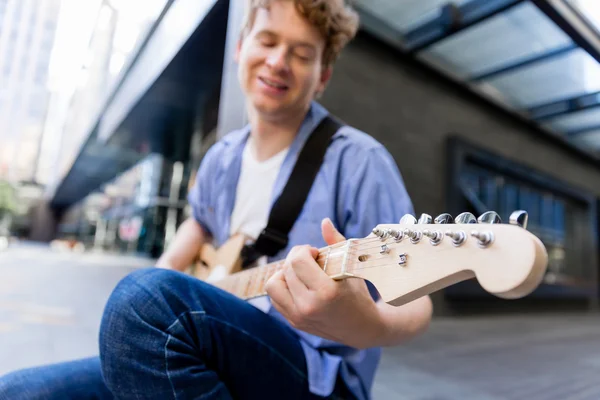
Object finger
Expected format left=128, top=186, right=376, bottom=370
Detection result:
left=265, top=270, right=297, bottom=315
left=284, top=263, right=309, bottom=300
left=269, top=296, right=299, bottom=327
left=288, top=246, right=330, bottom=291
left=321, top=218, right=346, bottom=246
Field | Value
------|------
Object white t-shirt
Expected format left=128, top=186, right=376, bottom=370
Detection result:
left=229, top=137, right=289, bottom=311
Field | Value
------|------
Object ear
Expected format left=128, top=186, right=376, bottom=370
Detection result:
left=317, top=65, right=332, bottom=93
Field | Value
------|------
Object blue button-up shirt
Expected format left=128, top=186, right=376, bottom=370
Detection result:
left=188, top=101, right=414, bottom=399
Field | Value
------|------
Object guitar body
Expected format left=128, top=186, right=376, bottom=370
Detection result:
left=193, top=234, right=247, bottom=281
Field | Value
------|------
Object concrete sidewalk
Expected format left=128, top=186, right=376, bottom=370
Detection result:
left=1, top=245, right=599, bottom=399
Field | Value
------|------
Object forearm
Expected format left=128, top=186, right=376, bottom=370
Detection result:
left=374, top=295, right=433, bottom=347
left=156, top=217, right=208, bottom=272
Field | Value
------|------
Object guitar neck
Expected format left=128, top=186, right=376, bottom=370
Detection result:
left=210, top=216, right=549, bottom=306
left=213, top=241, right=352, bottom=299
left=213, top=260, right=285, bottom=299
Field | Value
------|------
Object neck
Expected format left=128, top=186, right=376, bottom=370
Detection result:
left=246, top=103, right=310, bottom=162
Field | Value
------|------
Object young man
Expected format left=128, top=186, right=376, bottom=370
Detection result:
left=0, top=1, right=432, bottom=399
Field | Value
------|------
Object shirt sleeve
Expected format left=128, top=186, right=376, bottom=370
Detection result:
left=336, top=143, right=414, bottom=301
left=187, top=144, right=220, bottom=238
left=337, top=143, right=415, bottom=241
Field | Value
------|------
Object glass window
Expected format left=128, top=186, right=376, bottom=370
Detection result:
left=354, top=0, right=471, bottom=33
left=417, top=2, right=573, bottom=80
left=566, top=0, right=600, bottom=35
left=571, top=130, right=600, bottom=149
left=475, top=48, right=600, bottom=108
left=543, top=107, right=600, bottom=132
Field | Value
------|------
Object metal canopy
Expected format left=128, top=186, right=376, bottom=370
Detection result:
left=48, top=0, right=228, bottom=209
left=354, top=0, right=600, bottom=158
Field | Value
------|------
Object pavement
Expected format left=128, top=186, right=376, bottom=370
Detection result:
left=1, top=244, right=599, bottom=399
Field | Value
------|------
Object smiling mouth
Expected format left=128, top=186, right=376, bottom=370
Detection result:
left=260, top=77, right=289, bottom=91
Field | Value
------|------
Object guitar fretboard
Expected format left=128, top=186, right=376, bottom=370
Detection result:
left=213, top=260, right=285, bottom=299
left=213, top=241, right=353, bottom=299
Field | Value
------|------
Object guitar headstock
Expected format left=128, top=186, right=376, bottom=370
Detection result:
left=346, top=210, right=548, bottom=306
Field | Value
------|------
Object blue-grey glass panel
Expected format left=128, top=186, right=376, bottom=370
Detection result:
left=417, top=2, right=572, bottom=79
left=543, top=107, right=600, bottom=132
left=565, top=0, right=600, bottom=35
left=475, top=48, right=600, bottom=108
left=354, top=0, right=470, bottom=33
left=571, top=130, right=600, bottom=148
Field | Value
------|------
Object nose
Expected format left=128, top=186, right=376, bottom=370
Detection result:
left=266, top=47, right=289, bottom=73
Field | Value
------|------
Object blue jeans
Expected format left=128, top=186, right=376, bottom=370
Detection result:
left=0, top=268, right=355, bottom=399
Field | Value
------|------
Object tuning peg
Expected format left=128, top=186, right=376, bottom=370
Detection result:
left=455, top=212, right=477, bottom=224
left=403, top=228, right=422, bottom=244
left=423, top=229, right=443, bottom=246
left=477, top=211, right=502, bottom=224
left=372, top=227, right=384, bottom=237
left=434, top=213, right=453, bottom=224
left=388, top=229, right=403, bottom=241
left=445, top=230, right=466, bottom=246
left=470, top=230, right=494, bottom=247
left=399, top=214, right=417, bottom=225
left=509, top=210, right=528, bottom=229
left=417, top=213, right=432, bottom=224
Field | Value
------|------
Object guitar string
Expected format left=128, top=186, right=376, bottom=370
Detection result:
left=314, top=245, right=457, bottom=274
left=220, top=240, right=457, bottom=294
left=327, top=247, right=459, bottom=273
left=315, top=236, right=443, bottom=261
left=214, top=232, right=467, bottom=287
left=236, top=241, right=447, bottom=285
left=315, top=240, right=429, bottom=263
left=226, top=253, right=450, bottom=298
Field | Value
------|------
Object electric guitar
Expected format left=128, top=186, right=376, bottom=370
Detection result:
left=193, top=210, right=548, bottom=306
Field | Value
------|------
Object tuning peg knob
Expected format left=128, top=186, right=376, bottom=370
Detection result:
left=417, top=213, right=432, bottom=224
left=399, top=214, right=417, bottom=225
left=509, top=210, right=528, bottom=229
left=455, top=212, right=477, bottom=224
left=434, top=213, right=453, bottom=224
left=477, top=211, right=502, bottom=224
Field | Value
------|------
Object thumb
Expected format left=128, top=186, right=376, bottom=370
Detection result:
left=321, top=218, right=346, bottom=246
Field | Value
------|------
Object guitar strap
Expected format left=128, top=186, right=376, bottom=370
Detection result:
left=240, top=115, right=344, bottom=268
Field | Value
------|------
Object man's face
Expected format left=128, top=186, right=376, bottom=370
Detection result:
left=236, top=1, right=331, bottom=120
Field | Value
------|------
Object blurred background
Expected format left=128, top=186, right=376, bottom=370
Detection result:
left=1, top=0, right=600, bottom=398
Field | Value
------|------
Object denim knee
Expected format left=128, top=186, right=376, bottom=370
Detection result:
left=99, top=268, right=190, bottom=389
left=99, top=267, right=186, bottom=336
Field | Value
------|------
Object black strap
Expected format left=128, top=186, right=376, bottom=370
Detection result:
left=241, top=115, right=343, bottom=268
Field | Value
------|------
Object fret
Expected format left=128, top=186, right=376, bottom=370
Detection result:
left=323, top=247, right=331, bottom=273
left=249, top=269, right=258, bottom=297
left=251, top=268, right=261, bottom=297
left=244, top=270, right=252, bottom=298
left=233, top=273, right=241, bottom=297
left=259, top=265, right=269, bottom=294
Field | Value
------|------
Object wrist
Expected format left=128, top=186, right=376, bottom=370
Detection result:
left=371, top=302, right=394, bottom=347
left=373, top=296, right=433, bottom=347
